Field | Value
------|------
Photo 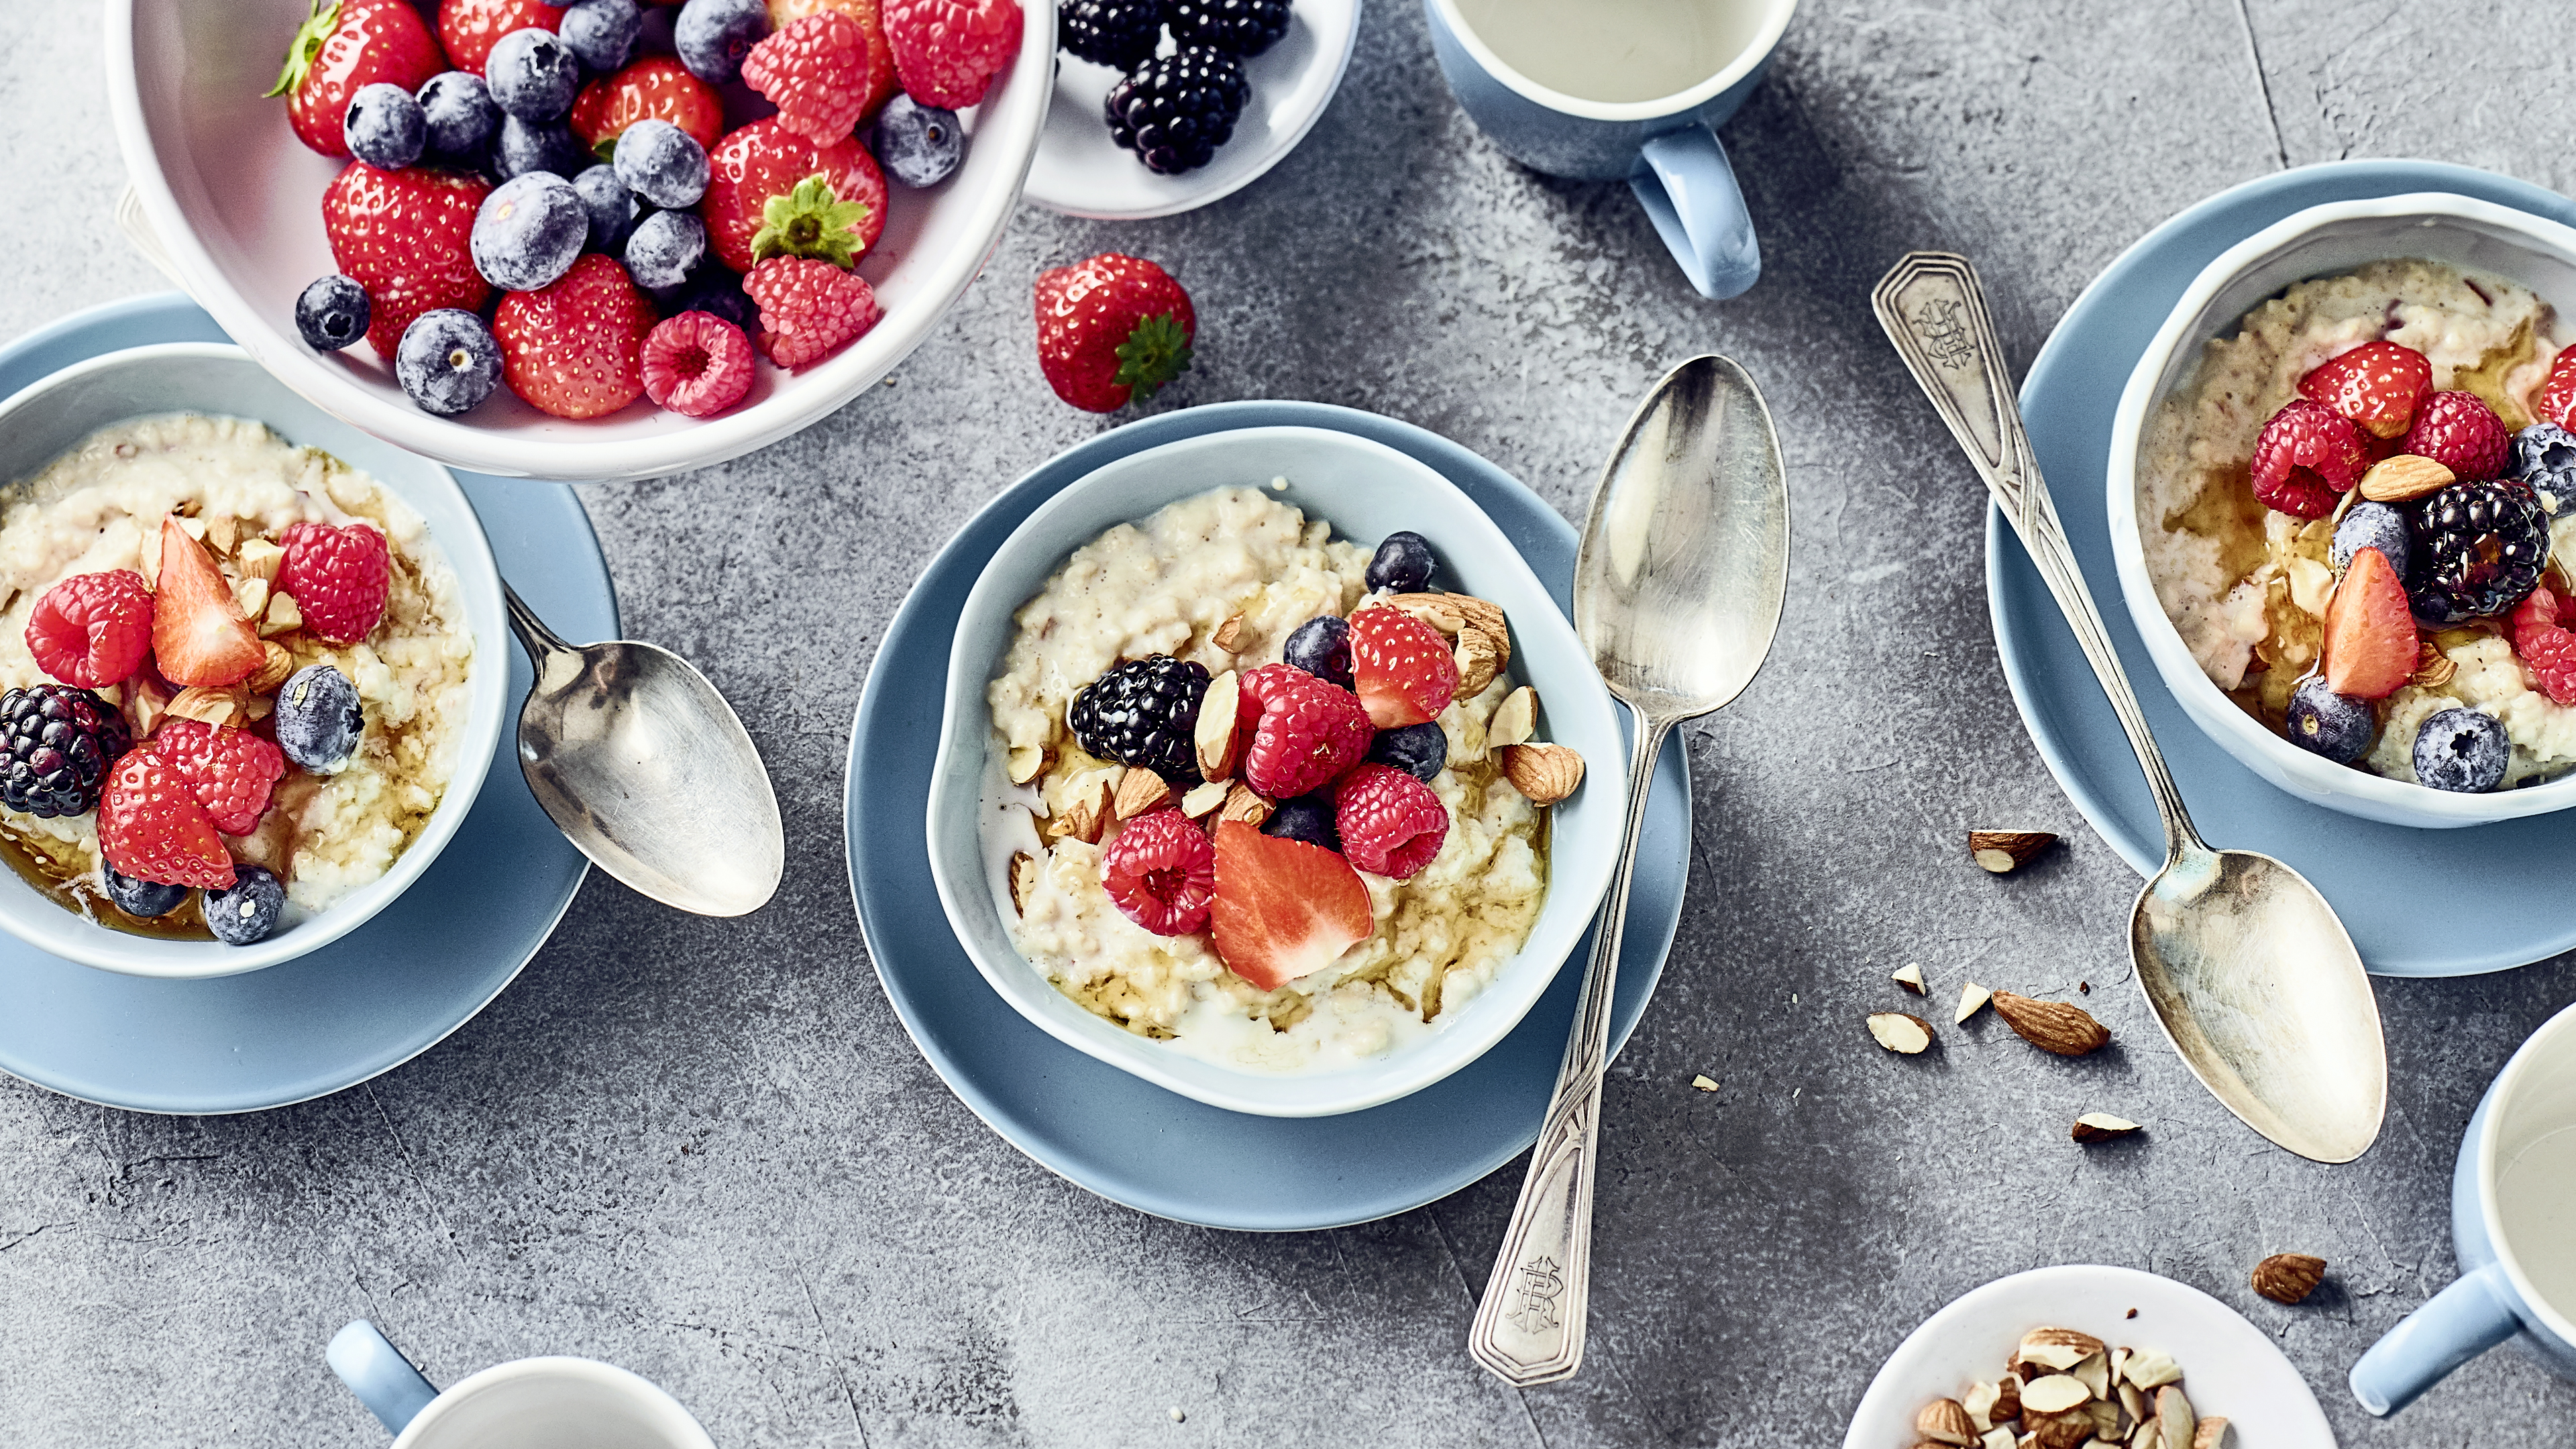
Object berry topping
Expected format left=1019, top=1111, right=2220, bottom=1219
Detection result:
left=153, top=718, right=288, bottom=837
left=205, top=865, right=288, bottom=945
left=1069, top=655, right=1208, bottom=782
left=2330, top=500, right=2410, bottom=580
left=1335, top=762, right=1448, bottom=879
left=2284, top=676, right=2373, bottom=764
left=2248, top=398, right=2367, bottom=518
left=1169, top=0, right=1287, bottom=56
left=2413, top=706, right=2508, bottom=794
left=494, top=252, right=659, bottom=418
left=277, top=521, right=394, bottom=645
left=642, top=310, right=757, bottom=417
left=1258, top=794, right=1340, bottom=851
left=2514, top=586, right=2576, bottom=708
left=26, top=570, right=154, bottom=688
left=672, top=261, right=759, bottom=333
left=295, top=274, right=373, bottom=352
left=2510, top=423, right=2576, bottom=515
left=1236, top=662, right=1373, bottom=800
left=271, top=0, right=446, bottom=159
left=1281, top=614, right=1353, bottom=688
left=417, top=71, right=500, bottom=162
left=1207, top=819, right=1373, bottom=992
left=471, top=171, right=590, bottom=291
left=613, top=118, right=712, bottom=209
left=1364, top=720, right=1446, bottom=782
left=700, top=119, right=887, bottom=273
left=1364, top=531, right=1436, bottom=593
left=881, top=0, right=1022, bottom=109
left=2542, top=346, right=2576, bottom=433
left=437, top=0, right=568, bottom=75
left=1061, top=0, right=1165, bottom=68
left=1034, top=252, right=1195, bottom=412
left=1105, top=45, right=1246, bottom=175
left=559, top=0, right=643, bottom=71
left=872, top=95, right=963, bottom=188
left=571, top=56, right=725, bottom=156
left=1097, top=808, right=1217, bottom=936
left=97, top=749, right=235, bottom=891
left=274, top=665, right=368, bottom=772
left=322, top=163, right=492, bottom=358
left=2408, top=479, right=2548, bottom=624
left=496, top=113, right=588, bottom=178
left=1348, top=605, right=1459, bottom=729
left=2298, top=340, right=2431, bottom=441
left=2320, top=545, right=2414, bottom=700
left=0, top=686, right=132, bottom=818
left=2401, top=390, right=2512, bottom=482
left=743, top=256, right=884, bottom=369
left=773, top=0, right=904, bottom=121
left=343, top=81, right=428, bottom=169
left=396, top=308, right=506, bottom=415
left=150, top=519, right=264, bottom=688
left=103, top=864, right=189, bottom=920
left=486, top=26, right=582, bottom=122
left=572, top=164, right=639, bottom=252
left=742, top=11, right=875, bottom=142
left=676, top=0, right=772, bottom=81
left=624, top=207, right=708, bottom=288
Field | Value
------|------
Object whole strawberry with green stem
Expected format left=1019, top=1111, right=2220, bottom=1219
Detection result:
left=268, top=0, right=445, bottom=158
left=323, top=164, right=493, bottom=358
left=1034, top=253, right=1193, bottom=413
left=698, top=118, right=888, bottom=275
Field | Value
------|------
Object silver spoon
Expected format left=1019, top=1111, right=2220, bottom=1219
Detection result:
left=1872, top=252, right=2387, bottom=1164
left=1468, top=355, right=1790, bottom=1387
left=504, top=584, right=784, bottom=917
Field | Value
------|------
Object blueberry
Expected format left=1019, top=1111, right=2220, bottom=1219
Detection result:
left=873, top=95, right=963, bottom=188
left=1366, top=721, right=1446, bottom=782
left=102, top=864, right=188, bottom=920
left=2510, top=423, right=2576, bottom=517
left=472, top=172, right=588, bottom=290
left=274, top=665, right=366, bottom=771
left=1282, top=614, right=1352, bottom=688
left=2332, top=500, right=2412, bottom=580
left=1365, top=531, right=1436, bottom=593
left=495, top=113, right=588, bottom=179
left=205, top=865, right=286, bottom=946
left=1260, top=795, right=1340, bottom=851
left=294, top=274, right=372, bottom=352
left=673, top=262, right=755, bottom=330
left=2414, top=706, right=2509, bottom=793
left=675, top=0, right=769, bottom=83
left=572, top=164, right=637, bottom=252
left=623, top=207, right=705, bottom=288
left=612, top=118, right=709, bottom=208
left=417, top=71, right=499, bottom=160
left=559, top=0, right=641, bottom=72
left=343, top=82, right=426, bottom=168
left=394, top=310, right=503, bottom=415
left=486, top=28, right=581, bottom=121
left=2284, top=676, right=2373, bottom=764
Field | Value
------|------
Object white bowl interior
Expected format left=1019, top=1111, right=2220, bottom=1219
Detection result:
left=2108, top=193, right=2576, bottom=828
left=2482, top=1000, right=2576, bottom=1349
left=925, top=426, right=1626, bottom=1117
left=106, top=0, right=1052, bottom=482
left=0, top=343, right=506, bottom=977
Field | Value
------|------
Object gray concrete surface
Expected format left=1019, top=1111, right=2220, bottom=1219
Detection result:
left=3, top=0, right=2574, bottom=1442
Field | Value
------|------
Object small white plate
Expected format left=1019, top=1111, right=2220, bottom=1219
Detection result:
left=1022, top=0, right=1361, bottom=219
left=1842, top=1265, right=2339, bottom=1449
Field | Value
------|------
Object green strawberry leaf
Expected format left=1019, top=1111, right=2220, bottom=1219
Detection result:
left=1112, top=313, right=1193, bottom=401
left=749, top=174, right=871, bottom=270
left=592, top=136, right=619, bottom=164
left=264, top=0, right=343, bottom=100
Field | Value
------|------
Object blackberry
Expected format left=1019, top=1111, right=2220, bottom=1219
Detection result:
left=1069, top=655, right=1208, bottom=782
left=0, top=685, right=132, bottom=818
left=1169, top=0, right=1289, bottom=56
left=1105, top=46, right=1248, bottom=175
left=2408, top=479, right=2549, bottom=625
left=2510, top=423, right=2576, bottom=516
left=1061, top=0, right=1167, bottom=68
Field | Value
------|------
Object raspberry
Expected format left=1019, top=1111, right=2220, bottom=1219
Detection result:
left=1348, top=606, right=1458, bottom=729
left=2402, top=390, right=2511, bottom=481
left=2542, top=346, right=2576, bottom=433
left=1236, top=663, right=1373, bottom=800
left=2514, top=586, right=2576, bottom=707
left=743, top=256, right=883, bottom=369
left=276, top=521, right=393, bottom=644
left=881, top=0, right=1021, bottom=109
left=1098, top=808, right=1217, bottom=936
left=25, top=570, right=154, bottom=688
left=97, top=748, right=234, bottom=890
left=2248, top=398, right=2367, bottom=518
left=152, top=718, right=287, bottom=837
left=1334, top=763, right=1448, bottom=879
left=2298, top=339, right=2432, bottom=441
left=741, top=12, right=873, bottom=142
left=641, top=311, right=755, bottom=417
left=0, top=685, right=133, bottom=818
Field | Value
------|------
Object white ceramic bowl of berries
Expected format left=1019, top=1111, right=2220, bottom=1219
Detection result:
left=2106, top=191, right=2576, bottom=829
left=105, top=0, right=1051, bottom=484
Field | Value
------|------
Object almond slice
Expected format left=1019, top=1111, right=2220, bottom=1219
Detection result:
left=1113, top=767, right=1173, bottom=820
left=247, top=641, right=296, bottom=694
left=1008, top=851, right=1036, bottom=914
left=1180, top=780, right=1230, bottom=818
left=1195, top=669, right=1242, bottom=780
left=2017, top=1328, right=2105, bottom=1373
left=1489, top=686, right=1537, bottom=748
left=1915, top=1399, right=1976, bottom=1447
left=2072, top=1112, right=2141, bottom=1143
left=1212, top=613, right=1244, bottom=651
left=1006, top=745, right=1047, bottom=786
left=1970, top=828, right=2057, bottom=873
left=260, top=590, right=303, bottom=638
left=1891, top=963, right=1925, bottom=994
left=1955, top=980, right=1992, bottom=1024
left=1044, top=777, right=1112, bottom=845
left=166, top=685, right=250, bottom=729
left=2190, top=1416, right=2229, bottom=1449
left=1454, top=626, right=1503, bottom=696
left=2019, top=1374, right=2090, bottom=1415
left=1218, top=783, right=1273, bottom=827
left=1866, top=1012, right=1933, bottom=1055
left=2153, top=1386, right=2196, bottom=1449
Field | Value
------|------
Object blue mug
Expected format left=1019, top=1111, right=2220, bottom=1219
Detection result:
left=1421, top=0, right=1796, bottom=299
left=327, top=1321, right=716, bottom=1448
left=2348, top=1000, right=2576, bottom=1415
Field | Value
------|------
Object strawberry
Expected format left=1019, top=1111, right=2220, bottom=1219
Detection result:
left=881, top=0, right=1021, bottom=109
left=323, top=163, right=492, bottom=359
left=492, top=253, right=659, bottom=419
left=642, top=311, right=757, bottom=415
left=2322, top=545, right=2416, bottom=700
left=1236, top=663, right=1373, bottom=800
left=768, top=0, right=900, bottom=123
left=152, top=719, right=287, bottom=837
left=150, top=519, right=264, bottom=688
left=2298, top=339, right=2432, bottom=441
left=699, top=118, right=888, bottom=274
left=1207, top=820, right=1373, bottom=992
left=97, top=749, right=235, bottom=890
left=2514, top=586, right=2576, bottom=707
left=2542, top=346, right=2576, bottom=433
left=1347, top=606, right=1458, bottom=729
left=743, top=257, right=883, bottom=369
left=1033, top=254, right=1193, bottom=413
left=1334, top=763, right=1448, bottom=879
left=2402, top=390, right=2511, bottom=482
left=741, top=12, right=873, bottom=142
left=438, top=0, right=568, bottom=74
left=268, top=0, right=446, bottom=159
left=2248, top=398, right=2367, bottom=518
left=570, top=56, right=725, bottom=156
left=276, top=522, right=392, bottom=644
left=1099, top=808, right=1218, bottom=936
left=25, top=570, right=154, bottom=688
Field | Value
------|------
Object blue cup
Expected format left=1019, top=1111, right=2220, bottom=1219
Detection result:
left=1421, top=0, right=1796, bottom=299
left=2348, top=1000, right=2576, bottom=1415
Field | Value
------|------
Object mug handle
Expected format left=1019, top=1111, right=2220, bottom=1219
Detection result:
left=2347, top=1263, right=2522, bottom=1415
left=329, top=1320, right=440, bottom=1436
left=1629, top=123, right=1761, bottom=301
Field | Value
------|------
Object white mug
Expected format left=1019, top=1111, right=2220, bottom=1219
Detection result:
left=328, top=1321, right=716, bottom=1449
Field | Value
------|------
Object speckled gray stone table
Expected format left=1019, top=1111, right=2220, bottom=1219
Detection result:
left=5, top=0, right=2575, bottom=1443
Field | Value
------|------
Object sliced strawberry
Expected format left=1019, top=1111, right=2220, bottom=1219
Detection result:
left=1349, top=606, right=1459, bottom=729
left=150, top=519, right=264, bottom=688
left=97, top=749, right=235, bottom=890
left=2322, top=545, right=2416, bottom=700
left=1207, top=820, right=1373, bottom=992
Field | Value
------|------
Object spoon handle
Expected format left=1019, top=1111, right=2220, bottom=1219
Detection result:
left=1871, top=251, right=2204, bottom=859
left=502, top=582, right=575, bottom=665
left=1468, top=708, right=1672, bottom=1387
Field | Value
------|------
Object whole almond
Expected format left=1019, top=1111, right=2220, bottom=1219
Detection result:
left=166, top=685, right=250, bottom=729
left=1913, top=1398, right=1975, bottom=1447
left=1992, top=992, right=2110, bottom=1055
left=1112, top=767, right=1173, bottom=820
left=1502, top=742, right=1583, bottom=804
left=1195, top=669, right=1242, bottom=780
left=2251, top=1252, right=2326, bottom=1304
left=2357, top=453, right=2455, bottom=503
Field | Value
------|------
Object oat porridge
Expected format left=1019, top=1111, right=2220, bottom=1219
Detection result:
left=977, top=484, right=1587, bottom=1073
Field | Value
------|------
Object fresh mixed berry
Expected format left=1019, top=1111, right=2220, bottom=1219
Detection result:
left=873, top=96, right=964, bottom=189
left=1104, top=45, right=1248, bottom=176
left=1060, top=0, right=1166, bottom=68
left=1099, top=808, right=1217, bottom=935
left=1169, top=0, right=1289, bottom=56
left=2414, top=706, right=2509, bottom=794
left=1280, top=613, right=1352, bottom=688
left=1033, top=252, right=1193, bottom=412
left=205, top=865, right=290, bottom=947
left=343, top=81, right=429, bottom=168
left=1069, top=655, right=1210, bottom=782
left=2408, top=478, right=2547, bottom=625
left=296, top=274, right=374, bottom=352
left=559, top=0, right=643, bottom=72
left=0, top=686, right=133, bottom=819
left=274, top=665, right=368, bottom=772
left=1365, top=531, right=1436, bottom=593
left=2509, top=423, right=2576, bottom=514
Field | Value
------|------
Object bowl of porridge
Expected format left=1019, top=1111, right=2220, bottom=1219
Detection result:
left=0, top=342, right=506, bottom=977
left=922, top=425, right=1627, bottom=1117
left=2108, top=191, right=2576, bottom=827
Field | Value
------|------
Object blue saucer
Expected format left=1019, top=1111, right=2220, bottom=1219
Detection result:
left=845, top=401, right=1692, bottom=1231
left=0, top=294, right=615, bottom=1112
left=2001, top=160, right=2576, bottom=977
